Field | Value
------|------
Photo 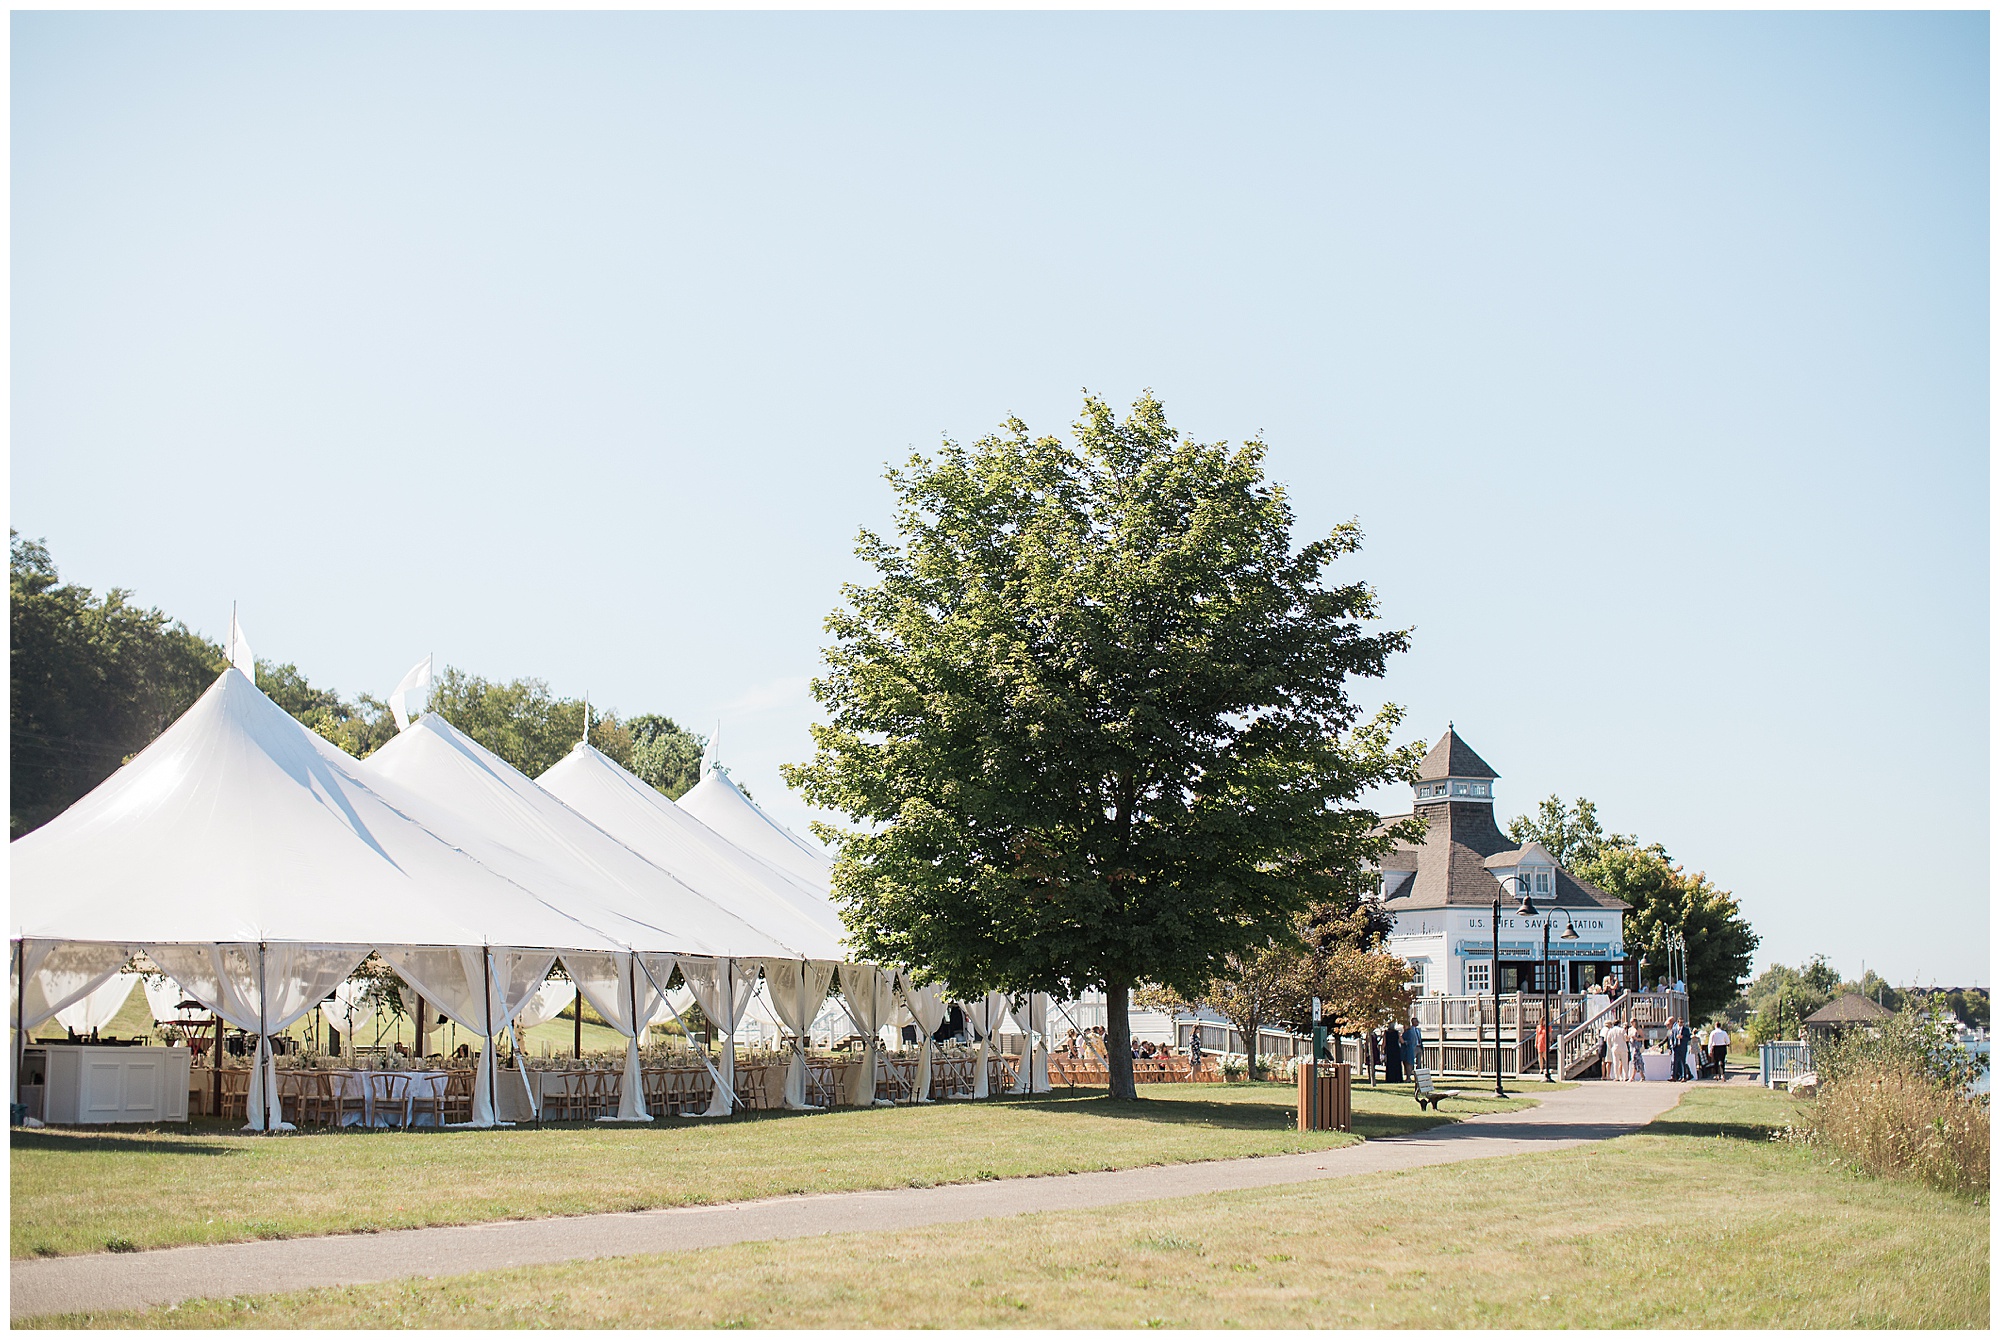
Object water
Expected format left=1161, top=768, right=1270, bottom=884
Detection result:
left=1967, top=1037, right=1990, bottom=1095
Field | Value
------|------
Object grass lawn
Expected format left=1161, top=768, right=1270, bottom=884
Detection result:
left=34, top=1085, right=1985, bottom=1330
left=10, top=1079, right=1555, bottom=1259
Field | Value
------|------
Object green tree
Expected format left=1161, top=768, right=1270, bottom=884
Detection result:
left=10, top=533, right=226, bottom=836
left=786, top=392, right=1420, bottom=1100
left=1845, top=969, right=1904, bottom=1015
left=257, top=661, right=398, bottom=759
left=1742, top=962, right=1831, bottom=1043
left=626, top=714, right=706, bottom=799
left=1505, top=795, right=1632, bottom=867
left=1580, top=842, right=1758, bottom=1021
left=1800, top=953, right=1841, bottom=996
left=1509, top=795, right=1758, bottom=1021
left=427, top=667, right=636, bottom=779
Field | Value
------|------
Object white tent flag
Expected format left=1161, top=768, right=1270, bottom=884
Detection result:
left=389, top=655, right=433, bottom=733
left=227, top=607, right=253, bottom=676
left=700, top=727, right=721, bottom=780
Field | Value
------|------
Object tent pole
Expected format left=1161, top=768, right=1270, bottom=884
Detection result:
left=14, top=939, right=27, bottom=1118
left=481, top=946, right=496, bottom=1128
left=256, top=941, right=269, bottom=1133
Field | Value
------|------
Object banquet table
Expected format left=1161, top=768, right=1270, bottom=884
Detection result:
left=280, top=1069, right=450, bottom=1128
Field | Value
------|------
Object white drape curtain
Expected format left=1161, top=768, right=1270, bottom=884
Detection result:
left=676, top=957, right=758, bottom=1116
left=381, top=947, right=556, bottom=1127
left=502, top=978, right=576, bottom=1120
left=325, top=978, right=376, bottom=1043
left=14, top=941, right=134, bottom=1035
left=969, top=991, right=1018, bottom=1099
left=512, top=979, right=575, bottom=1031
left=142, top=972, right=203, bottom=1023
left=52, top=971, right=139, bottom=1034
left=147, top=943, right=364, bottom=1131
left=1022, top=992, right=1051, bottom=1093
left=838, top=963, right=899, bottom=1108
left=759, top=958, right=835, bottom=1109
left=898, top=976, right=949, bottom=1104
left=562, top=952, right=662, bottom=1122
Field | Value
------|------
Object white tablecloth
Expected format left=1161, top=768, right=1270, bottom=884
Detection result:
left=312, top=1070, right=449, bottom=1127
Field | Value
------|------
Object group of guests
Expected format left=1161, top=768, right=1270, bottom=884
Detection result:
left=1054, top=1026, right=1206, bottom=1070
left=1603, top=1016, right=1731, bottom=1082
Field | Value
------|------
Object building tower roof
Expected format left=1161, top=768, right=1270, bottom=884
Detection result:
left=1417, top=726, right=1500, bottom=781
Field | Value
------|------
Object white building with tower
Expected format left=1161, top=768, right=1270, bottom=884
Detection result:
left=1373, top=727, right=1630, bottom=997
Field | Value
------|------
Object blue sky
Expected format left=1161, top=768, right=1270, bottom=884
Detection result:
left=13, top=12, right=1988, bottom=986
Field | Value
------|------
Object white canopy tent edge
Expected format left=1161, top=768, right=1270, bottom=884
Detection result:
left=10, top=667, right=1052, bottom=1130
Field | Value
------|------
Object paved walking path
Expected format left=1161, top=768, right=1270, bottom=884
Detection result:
left=13, top=1078, right=1699, bottom=1320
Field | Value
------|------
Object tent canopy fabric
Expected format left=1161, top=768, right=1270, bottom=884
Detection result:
left=539, top=743, right=848, bottom=959
left=363, top=714, right=795, bottom=960
left=11, top=669, right=628, bottom=953
left=677, top=768, right=835, bottom=896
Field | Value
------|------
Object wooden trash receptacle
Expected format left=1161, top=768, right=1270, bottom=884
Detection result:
left=1296, top=1061, right=1351, bottom=1132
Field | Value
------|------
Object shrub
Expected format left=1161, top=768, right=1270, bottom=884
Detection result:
left=1794, top=999, right=1990, bottom=1198
left=1799, top=1062, right=1989, bottom=1198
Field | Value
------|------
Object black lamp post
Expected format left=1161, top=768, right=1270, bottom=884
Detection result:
left=1490, top=876, right=1537, bottom=1098
left=1541, top=908, right=1580, bottom=1080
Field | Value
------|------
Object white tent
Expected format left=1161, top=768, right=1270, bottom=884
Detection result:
left=364, top=713, right=810, bottom=1118
left=10, top=668, right=634, bottom=1130
left=677, top=767, right=836, bottom=897
left=538, top=743, right=848, bottom=959
left=365, top=715, right=799, bottom=963
left=674, top=760, right=1054, bottom=1095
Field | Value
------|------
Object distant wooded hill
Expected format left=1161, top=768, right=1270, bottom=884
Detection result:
left=10, top=531, right=704, bottom=837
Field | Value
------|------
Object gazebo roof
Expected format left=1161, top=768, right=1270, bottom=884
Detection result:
left=1803, top=993, right=1893, bottom=1026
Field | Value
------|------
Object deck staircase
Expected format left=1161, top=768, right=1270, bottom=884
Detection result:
left=1554, top=992, right=1690, bottom=1080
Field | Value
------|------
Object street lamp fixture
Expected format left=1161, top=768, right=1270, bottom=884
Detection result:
left=1490, top=876, right=1538, bottom=1098
left=1536, top=908, right=1580, bottom=1080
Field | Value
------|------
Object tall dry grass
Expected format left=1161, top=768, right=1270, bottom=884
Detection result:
left=1801, top=1061, right=1989, bottom=1198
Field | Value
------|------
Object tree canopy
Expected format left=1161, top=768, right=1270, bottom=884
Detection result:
left=10, top=533, right=709, bottom=831
left=626, top=714, right=707, bottom=800
left=785, top=392, right=1419, bottom=1098
left=11, top=532, right=226, bottom=837
left=1508, top=796, right=1758, bottom=1020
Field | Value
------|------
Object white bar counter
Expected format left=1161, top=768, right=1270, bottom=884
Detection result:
left=31, top=1045, right=191, bottom=1124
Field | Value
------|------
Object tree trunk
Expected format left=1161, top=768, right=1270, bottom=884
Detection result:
left=1105, top=982, right=1137, bottom=1101
left=1247, top=1012, right=1260, bottom=1081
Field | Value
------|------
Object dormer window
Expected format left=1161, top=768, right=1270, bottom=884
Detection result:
left=1533, top=868, right=1551, bottom=894
left=1416, top=781, right=1448, bottom=800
